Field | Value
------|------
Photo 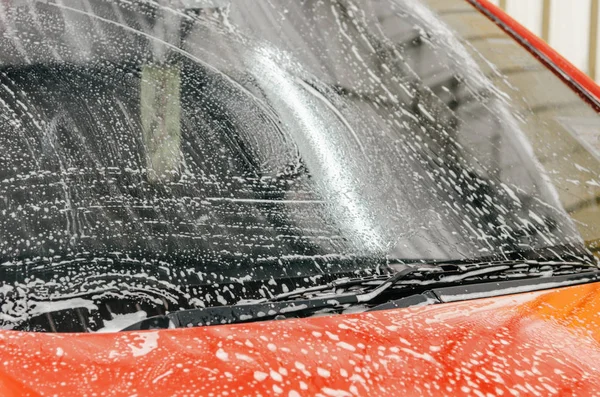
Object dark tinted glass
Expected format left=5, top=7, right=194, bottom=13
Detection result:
left=0, top=0, right=594, bottom=331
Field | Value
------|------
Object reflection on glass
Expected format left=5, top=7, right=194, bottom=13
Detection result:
left=141, top=64, right=182, bottom=182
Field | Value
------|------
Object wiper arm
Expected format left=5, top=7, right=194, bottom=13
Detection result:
left=269, top=265, right=420, bottom=302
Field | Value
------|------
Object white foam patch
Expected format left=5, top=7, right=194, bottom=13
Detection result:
left=129, top=331, right=159, bottom=357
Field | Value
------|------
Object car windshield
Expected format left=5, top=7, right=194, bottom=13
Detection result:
left=0, top=0, right=597, bottom=332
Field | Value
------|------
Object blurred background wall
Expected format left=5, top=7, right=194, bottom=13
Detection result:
left=489, top=0, right=600, bottom=81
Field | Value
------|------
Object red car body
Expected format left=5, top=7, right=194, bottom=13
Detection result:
left=2, top=1, right=600, bottom=396
left=2, top=282, right=600, bottom=396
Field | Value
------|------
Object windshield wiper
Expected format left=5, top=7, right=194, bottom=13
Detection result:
left=121, top=259, right=595, bottom=331
left=121, top=266, right=421, bottom=331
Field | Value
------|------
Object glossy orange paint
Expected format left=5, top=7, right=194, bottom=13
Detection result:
left=2, top=282, right=600, bottom=396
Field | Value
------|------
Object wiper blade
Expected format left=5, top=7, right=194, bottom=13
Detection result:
left=119, top=262, right=505, bottom=331
left=121, top=266, right=421, bottom=331
left=121, top=259, right=596, bottom=331
left=270, top=258, right=588, bottom=301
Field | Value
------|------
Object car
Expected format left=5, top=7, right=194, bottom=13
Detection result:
left=1, top=0, right=600, bottom=395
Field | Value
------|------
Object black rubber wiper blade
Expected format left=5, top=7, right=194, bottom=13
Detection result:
left=121, top=267, right=421, bottom=331
left=120, top=259, right=596, bottom=331
left=268, top=259, right=541, bottom=302
left=121, top=263, right=495, bottom=331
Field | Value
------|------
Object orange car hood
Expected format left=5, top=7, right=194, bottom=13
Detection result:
left=2, top=282, right=600, bottom=396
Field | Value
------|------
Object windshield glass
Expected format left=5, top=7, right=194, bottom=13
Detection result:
left=0, top=0, right=596, bottom=332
